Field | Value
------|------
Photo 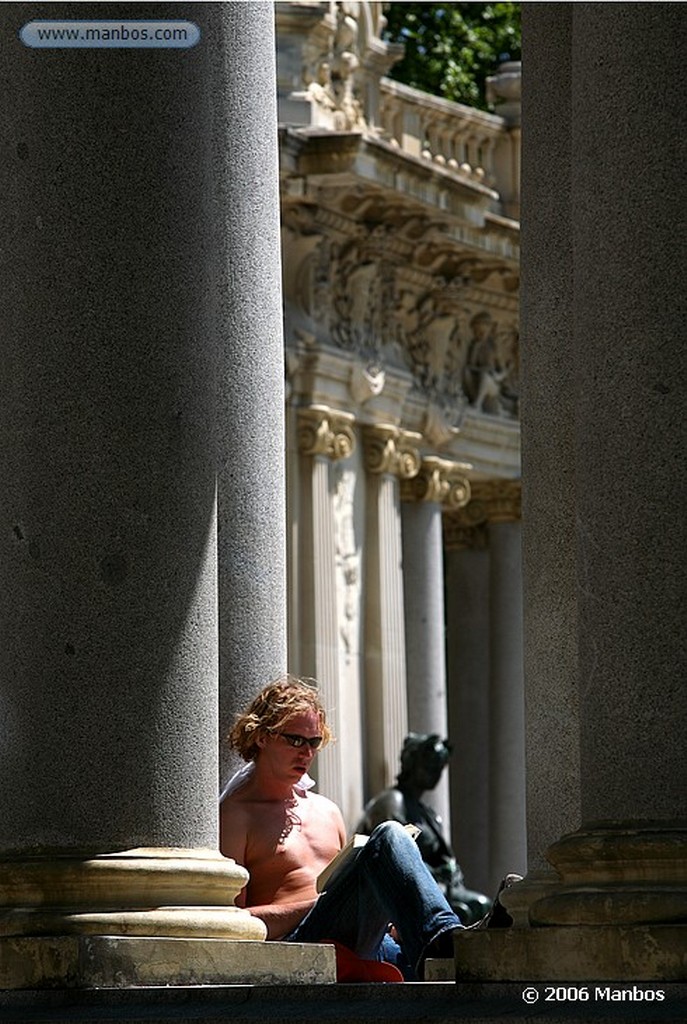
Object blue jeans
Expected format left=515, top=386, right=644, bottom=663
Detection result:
left=284, top=821, right=462, bottom=978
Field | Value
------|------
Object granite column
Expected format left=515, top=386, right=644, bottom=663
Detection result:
left=485, top=491, right=527, bottom=891
left=216, top=1, right=288, bottom=786
left=455, top=3, right=686, bottom=981
left=0, top=3, right=330, bottom=990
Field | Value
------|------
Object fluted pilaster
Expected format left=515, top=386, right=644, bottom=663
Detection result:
left=297, top=406, right=356, bottom=812
left=362, top=425, right=420, bottom=794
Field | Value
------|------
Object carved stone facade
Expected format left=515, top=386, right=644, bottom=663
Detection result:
left=278, top=2, right=523, bottom=871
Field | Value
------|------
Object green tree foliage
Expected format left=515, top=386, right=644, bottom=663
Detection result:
left=383, top=3, right=521, bottom=111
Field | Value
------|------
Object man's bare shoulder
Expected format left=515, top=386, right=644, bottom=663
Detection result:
left=305, top=790, right=340, bottom=812
left=302, top=790, right=346, bottom=842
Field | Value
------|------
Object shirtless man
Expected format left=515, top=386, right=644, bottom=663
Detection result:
left=220, top=677, right=464, bottom=979
left=220, top=678, right=345, bottom=940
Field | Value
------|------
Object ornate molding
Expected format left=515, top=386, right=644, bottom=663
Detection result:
left=297, top=405, right=356, bottom=461
left=443, top=478, right=521, bottom=550
left=401, top=456, right=472, bottom=510
left=531, top=824, right=687, bottom=927
left=471, top=479, right=521, bottom=523
left=349, top=359, right=385, bottom=405
left=443, top=518, right=489, bottom=553
left=362, top=424, right=421, bottom=480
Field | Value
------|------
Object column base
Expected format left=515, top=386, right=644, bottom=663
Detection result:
left=0, top=847, right=266, bottom=937
left=453, top=824, right=687, bottom=982
left=0, top=936, right=336, bottom=989
left=453, top=925, right=686, bottom=981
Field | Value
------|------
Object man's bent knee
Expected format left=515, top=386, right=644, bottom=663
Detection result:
left=368, top=820, right=414, bottom=853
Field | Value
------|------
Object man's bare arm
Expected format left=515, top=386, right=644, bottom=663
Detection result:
left=246, top=897, right=318, bottom=940
left=219, top=797, right=248, bottom=908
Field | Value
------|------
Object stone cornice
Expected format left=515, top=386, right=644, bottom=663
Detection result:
left=362, top=424, right=421, bottom=480
left=401, top=456, right=472, bottom=509
left=297, top=405, right=356, bottom=461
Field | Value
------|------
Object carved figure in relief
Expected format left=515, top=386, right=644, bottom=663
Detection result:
left=333, top=468, right=360, bottom=655
left=330, top=1, right=364, bottom=130
left=395, top=289, right=466, bottom=446
left=306, top=60, right=337, bottom=116
left=463, top=311, right=506, bottom=415
left=357, top=734, right=493, bottom=926
left=496, top=324, right=520, bottom=417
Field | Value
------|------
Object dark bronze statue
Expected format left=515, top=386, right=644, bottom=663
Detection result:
left=357, top=733, right=492, bottom=926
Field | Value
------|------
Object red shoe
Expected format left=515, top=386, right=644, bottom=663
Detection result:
left=322, top=940, right=404, bottom=983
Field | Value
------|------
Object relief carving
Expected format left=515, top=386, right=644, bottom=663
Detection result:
left=463, top=313, right=520, bottom=419
left=395, top=287, right=467, bottom=445
left=300, top=0, right=365, bottom=131
left=289, top=211, right=519, bottom=436
left=349, top=360, right=386, bottom=405
left=333, top=466, right=361, bottom=655
left=317, top=235, right=399, bottom=370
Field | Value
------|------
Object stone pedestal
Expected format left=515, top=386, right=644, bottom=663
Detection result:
left=1, top=936, right=335, bottom=990
left=456, top=2, right=687, bottom=982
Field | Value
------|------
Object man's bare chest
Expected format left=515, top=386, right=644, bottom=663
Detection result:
left=245, top=800, right=338, bottom=872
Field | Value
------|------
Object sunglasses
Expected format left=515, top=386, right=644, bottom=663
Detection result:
left=277, top=732, right=323, bottom=750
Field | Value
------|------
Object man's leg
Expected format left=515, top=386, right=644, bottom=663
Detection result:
left=286, top=822, right=462, bottom=976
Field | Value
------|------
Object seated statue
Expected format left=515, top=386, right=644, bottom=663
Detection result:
left=356, top=733, right=492, bottom=926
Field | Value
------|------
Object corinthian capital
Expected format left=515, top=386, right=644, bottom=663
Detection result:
left=363, top=425, right=421, bottom=480
left=442, top=478, right=521, bottom=540
left=470, top=479, right=521, bottom=523
left=401, top=456, right=472, bottom=509
left=297, top=405, right=356, bottom=461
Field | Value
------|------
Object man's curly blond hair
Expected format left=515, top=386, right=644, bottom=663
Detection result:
left=229, top=675, right=333, bottom=762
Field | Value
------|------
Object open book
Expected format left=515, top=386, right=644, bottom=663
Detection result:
left=316, top=823, right=421, bottom=893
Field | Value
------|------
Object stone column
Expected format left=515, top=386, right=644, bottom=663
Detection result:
left=217, top=1, right=288, bottom=787
left=296, top=405, right=356, bottom=812
left=0, top=3, right=332, bottom=990
left=455, top=3, right=686, bottom=981
left=445, top=481, right=527, bottom=896
left=510, top=1, right=581, bottom=923
left=401, top=458, right=471, bottom=830
left=444, top=518, right=491, bottom=897
left=362, top=425, right=420, bottom=795
left=483, top=485, right=527, bottom=891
